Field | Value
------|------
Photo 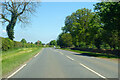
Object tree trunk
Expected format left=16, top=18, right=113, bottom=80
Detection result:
left=6, top=14, right=17, bottom=40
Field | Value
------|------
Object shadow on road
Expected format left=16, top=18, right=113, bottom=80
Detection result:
left=71, top=48, right=120, bottom=58
left=74, top=52, right=118, bottom=58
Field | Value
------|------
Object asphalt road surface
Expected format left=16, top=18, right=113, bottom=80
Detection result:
left=11, top=48, right=118, bottom=78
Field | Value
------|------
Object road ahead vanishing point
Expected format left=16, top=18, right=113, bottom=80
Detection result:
left=10, top=48, right=118, bottom=78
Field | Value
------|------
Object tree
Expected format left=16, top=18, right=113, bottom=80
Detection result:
left=35, top=40, right=42, bottom=46
left=94, top=2, right=120, bottom=49
left=88, top=14, right=103, bottom=49
left=1, top=1, right=39, bottom=40
left=21, top=38, right=27, bottom=43
left=57, top=33, right=73, bottom=48
left=62, top=8, right=95, bottom=47
left=39, top=41, right=42, bottom=45
left=94, top=2, right=120, bottom=31
left=49, top=40, right=57, bottom=46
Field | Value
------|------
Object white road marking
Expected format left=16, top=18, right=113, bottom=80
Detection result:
left=66, top=56, right=74, bottom=61
left=54, top=49, right=106, bottom=79
left=90, top=57, right=96, bottom=58
left=34, top=52, right=40, bottom=57
left=34, top=48, right=44, bottom=57
left=54, top=50, right=64, bottom=55
left=7, top=64, right=27, bottom=78
left=79, top=63, right=106, bottom=78
left=7, top=48, right=44, bottom=79
left=59, top=52, right=64, bottom=55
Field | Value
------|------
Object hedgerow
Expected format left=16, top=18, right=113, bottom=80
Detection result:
left=1, top=37, right=39, bottom=51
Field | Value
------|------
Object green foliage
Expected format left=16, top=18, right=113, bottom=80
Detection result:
left=94, top=2, right=120, bottom=31
left=35, top=40, right=42, bottom=47
left=59, top=3, right=119, bottom=50
left=2, top=38, right=14, bottom=51
left=49, top=40, right=57, bottom=46
left=57, top=33, right=73, bottom=48
left=14, top=41, right=23, bottom=48
left=94, top=37, right=102, bottom=49
left=94, top=2, right=120, bottom=49
left=62, top=8, right=100, bottom=48
left=21, top=38, right=27, bottom=43
left=2, top=37, right=40, bottom=51
left=2, top=47, right=42, bottom=76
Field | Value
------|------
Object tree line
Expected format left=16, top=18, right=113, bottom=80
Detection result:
left=57, top=2, right=120, bottom=50
left=1, top=37, right=43, bottom=51
left=46, top=40, right=57, bottom=47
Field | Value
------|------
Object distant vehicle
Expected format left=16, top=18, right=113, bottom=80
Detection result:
left=54, top=46, right=61, bottom=49
left=54, top=46, right=56, bottom=49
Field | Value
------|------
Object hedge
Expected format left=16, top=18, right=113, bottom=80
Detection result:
left=1, top=37, right=39, bottom=51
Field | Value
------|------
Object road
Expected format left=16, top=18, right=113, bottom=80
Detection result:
left=10, top=48, right=118, bottom=78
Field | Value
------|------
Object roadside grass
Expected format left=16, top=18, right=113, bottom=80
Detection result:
left=0, top=49, right=2, bottom=78
left=61, top=48, right=119, bottom=59
left=2, top=47, right=42, bottom=76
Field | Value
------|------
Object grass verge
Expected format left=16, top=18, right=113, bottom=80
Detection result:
left=61, top=48, right=119, bottom=59
left=2, top=47, right=42, bottom=76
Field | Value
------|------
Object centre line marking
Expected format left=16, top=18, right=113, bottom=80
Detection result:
left=79, top=63, right=106, bottom=79
left=7, top=64, right=27, bottom=78
left=55, top=49, right=107, bottom=79
left=66, top=56, right=74, bottom=61
left=59, top=52, right=63, bottom=55
left=54, top=50, right=64, bottom=55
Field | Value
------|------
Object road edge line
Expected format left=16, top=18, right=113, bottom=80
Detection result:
left=79, top=63, right=106, bottom=78
left=34, top=52, right=40, bottom=57
left=7, top=64, right=26, bottom=78
left=6, top=48, right=44, bottom=78
left=34, top=48, right=44, bottom=57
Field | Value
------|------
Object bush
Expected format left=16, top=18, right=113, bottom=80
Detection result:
left=14, top=41, right=23, bottom=48
left=0, top=37, right=41, bottom=51
left=57, top=33, right=73, bottom=48
left=2, top=37, right=39, bottom=51
left=2, top=38, right=14, bottom=51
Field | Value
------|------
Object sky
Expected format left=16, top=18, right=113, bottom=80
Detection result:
left=41, top=0, right=101, bottom=2
left=1, top=2, right=97, bottom=44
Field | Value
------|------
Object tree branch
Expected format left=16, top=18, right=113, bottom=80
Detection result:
left=17, top=3, right=29, bottom=16
left=0, top=14, right=10, bottom=22
left=10, top=0, right=15, bottom=12
left=16, top=3, right=22, bottom=11
left=7, top=2, right=12, bottom=9
left=2, top=3, right=13, bottom=13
